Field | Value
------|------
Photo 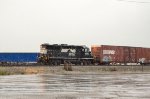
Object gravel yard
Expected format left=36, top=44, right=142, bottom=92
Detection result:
left=0, top=65, right=149, bottom=75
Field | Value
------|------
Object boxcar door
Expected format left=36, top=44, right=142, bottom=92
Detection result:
left=124, top=47, right=130, bottom=63
left=129, top=47, right=137, bottom=63
left=124, top=47, right=137, bottom=63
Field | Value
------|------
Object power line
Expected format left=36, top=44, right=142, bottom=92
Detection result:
left=117, top=0, right=150, bottom=3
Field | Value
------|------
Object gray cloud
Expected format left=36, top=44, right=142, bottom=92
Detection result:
left=0, top=0, right=150, bottom=52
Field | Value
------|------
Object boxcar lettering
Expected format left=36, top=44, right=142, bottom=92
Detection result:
left=103, top=50, right=115, bottom=55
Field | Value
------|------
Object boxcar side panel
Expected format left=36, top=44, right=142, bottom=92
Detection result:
left=101, top=45, right=125, bottom=63
left=123, top=47, right=137, bottom=63
left=137, top=48, right=150, bottom=64
left=91, top=46, right=102, bottom=63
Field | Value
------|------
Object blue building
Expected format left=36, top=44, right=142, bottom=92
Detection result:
left=0, top=53, right=39, bottom=63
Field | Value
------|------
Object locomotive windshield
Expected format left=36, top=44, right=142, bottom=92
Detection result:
left=82, top=47, right=91, bottom=56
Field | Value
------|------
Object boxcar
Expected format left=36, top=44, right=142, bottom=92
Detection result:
left=91, top=45, right=150, bottom=65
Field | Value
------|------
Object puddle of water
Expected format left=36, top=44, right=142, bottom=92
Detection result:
left=0, top=73, right=150, bottom=99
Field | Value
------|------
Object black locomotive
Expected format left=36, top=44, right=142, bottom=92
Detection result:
left=38, top=44, right=93, bottom=65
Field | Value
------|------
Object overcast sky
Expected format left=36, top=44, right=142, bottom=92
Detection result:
left=0, top=0, right=150, bottom=52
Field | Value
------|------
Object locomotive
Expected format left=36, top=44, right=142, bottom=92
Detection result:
left=38, top=44, right=94, bottom=65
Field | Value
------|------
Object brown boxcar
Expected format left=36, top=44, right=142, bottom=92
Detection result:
left=91, top=45, right=150, bottom=65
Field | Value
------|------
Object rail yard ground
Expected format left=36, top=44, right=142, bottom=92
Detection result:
left=1, top=65, right=150, bottom=99
left=0, top=65, right=150, bottom=75
left=0, top=71, right=150, bottom=99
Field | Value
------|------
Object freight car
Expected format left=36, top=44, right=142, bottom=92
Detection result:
left=0, top=53, right=39, bottom=65
left=38, top=44, right=94, bottom=65
left=91, top=45, right=150, bottom=65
